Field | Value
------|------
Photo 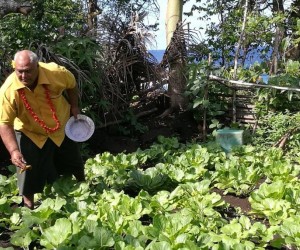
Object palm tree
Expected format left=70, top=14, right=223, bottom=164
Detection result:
left=160, top=0, right=188, bottom=117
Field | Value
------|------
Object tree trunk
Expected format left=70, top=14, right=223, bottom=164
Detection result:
left=86, top=0, right=101, bottom=36
left=0, top=0, right=32, bottom=17
left=166, top=0, right=183, bottom=45
left=285, top=0, right=300, bottom=60
left=233, top=0, right=248, bottom=78
left=269, top=0, right=285, bottom=75
left=161, top=0, right=188, bottom=117
left=233, top=0, right=249, bottom=122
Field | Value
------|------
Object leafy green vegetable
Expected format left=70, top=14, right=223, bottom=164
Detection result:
left=40, top=218, right=72, bottom=248
left=2, top=136, right=300, bottom=249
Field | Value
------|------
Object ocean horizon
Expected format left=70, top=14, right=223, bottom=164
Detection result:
left=149, top=48, right=270, bottom=83
left=149, top=49, right=270, bottom=65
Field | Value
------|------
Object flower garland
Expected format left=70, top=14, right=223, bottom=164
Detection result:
left=18, top=85, right=61, bottom=133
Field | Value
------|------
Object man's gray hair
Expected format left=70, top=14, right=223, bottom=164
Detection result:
left=14, top=50, right=38, bottom=63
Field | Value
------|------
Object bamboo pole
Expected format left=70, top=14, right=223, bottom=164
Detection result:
left=202, top=54, right=211, bottom=141
left=233, top=89, right=237, bottom=123
left=209, top=75, right=300, bottom=92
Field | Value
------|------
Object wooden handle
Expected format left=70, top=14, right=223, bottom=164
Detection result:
left=19, top=165, right=32, bottom=174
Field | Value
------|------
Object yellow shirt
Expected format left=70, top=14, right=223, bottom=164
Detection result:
left=0, top=62, right=76, bottom=148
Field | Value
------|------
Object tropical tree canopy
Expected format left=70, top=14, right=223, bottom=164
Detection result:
left=185, top=0, right=300, bottom=72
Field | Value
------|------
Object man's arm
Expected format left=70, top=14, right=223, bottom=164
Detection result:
left=0, top=124, right=26, bottom=169
left=65, top=85, right=80, bottom=118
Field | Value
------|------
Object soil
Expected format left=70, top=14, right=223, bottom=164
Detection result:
left=0, top=103, right=252, bottom=248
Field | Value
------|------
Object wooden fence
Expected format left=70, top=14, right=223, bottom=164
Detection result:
left=201, top=74, right=300, bottom=139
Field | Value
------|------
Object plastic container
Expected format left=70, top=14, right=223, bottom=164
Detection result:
left=216, top=129, right=244, bottom=153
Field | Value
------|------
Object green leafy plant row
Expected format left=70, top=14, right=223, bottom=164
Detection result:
left=1, top=136, right=300, bottom=249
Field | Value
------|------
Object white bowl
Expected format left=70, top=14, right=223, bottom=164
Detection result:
left=65, top=114, right=95, bottom=142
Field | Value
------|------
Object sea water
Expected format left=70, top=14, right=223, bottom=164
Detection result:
left=149, top=48, right=271, bottom=83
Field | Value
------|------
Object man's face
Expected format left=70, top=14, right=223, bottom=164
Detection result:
left=15, top=57, right=39, bottom=87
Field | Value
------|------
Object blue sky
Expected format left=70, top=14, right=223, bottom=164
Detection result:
left=150, top=1, right=201, bottom=50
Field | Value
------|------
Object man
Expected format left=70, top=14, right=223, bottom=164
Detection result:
left=0, top=50, right=85, bottom=209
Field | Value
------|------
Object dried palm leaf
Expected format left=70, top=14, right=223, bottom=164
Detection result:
left=30, top=43, right=91, bottom=99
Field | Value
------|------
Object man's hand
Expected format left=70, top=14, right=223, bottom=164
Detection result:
left=11, top=150, right=27, bottom=170
left=0, top=124, right=27, bottom=171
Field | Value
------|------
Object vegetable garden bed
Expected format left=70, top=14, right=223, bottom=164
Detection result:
left=1, top=135, right=300, bottom=249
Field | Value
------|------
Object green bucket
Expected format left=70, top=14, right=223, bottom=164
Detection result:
left=216, top=129, right=244, bottom=153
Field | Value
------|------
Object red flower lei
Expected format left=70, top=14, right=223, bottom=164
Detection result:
left=18, top=85, right=61, bottom=133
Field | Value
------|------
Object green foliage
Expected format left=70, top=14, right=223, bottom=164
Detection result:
left=53, top=37, right=107, bottom=121
left=185, top=60, right=229, bottom=126
left=54, top=37, right=103, bottom=70
left=213, top=154, right=263, bottom=196
left=252, top=111, right=300, bottom=152
left=0, top=0, right=84, bottom=55
left=249, top=180, right=297, bottom=225
left=2, top=135, right=300, bottom=248
left=253, top=61, right=300, bottom=114
left=185, top=0, right=300, bottom=139
left=186, top=1, right=288, bottom=69
left=127, top=167, right=173, bottom=194
left=120, top=109, right=149, bottom=135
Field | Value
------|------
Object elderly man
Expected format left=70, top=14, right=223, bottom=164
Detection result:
left=0, top=50, right=85, bottom=209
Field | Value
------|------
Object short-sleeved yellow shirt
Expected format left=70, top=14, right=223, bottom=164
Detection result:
left=0, top=62, right=76, bottom=148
